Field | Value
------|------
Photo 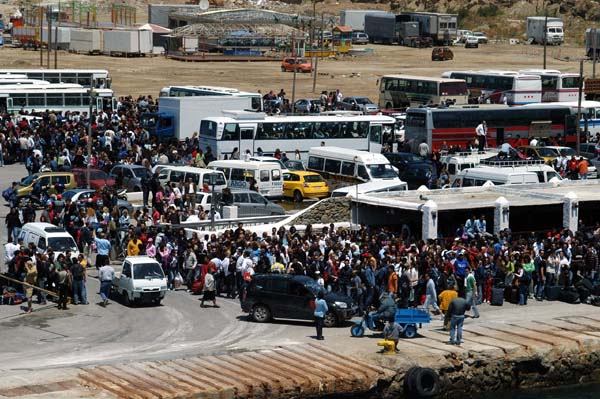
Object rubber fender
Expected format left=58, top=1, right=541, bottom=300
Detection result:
left=404, top=367, right=440, bottom=398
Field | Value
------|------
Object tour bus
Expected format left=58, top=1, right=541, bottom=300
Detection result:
left=198, top=111, right=397, bottom=158
left=0, top=69, right=111, bottom=88
left=159, top=85, right=263, bottom=111
left=378, top=74, right=469, bottom=110
left=307, top=146, right=401, bottom=190
left=518, top=69, right=581, bottom=102
left=524, top=101, right=600, bottom=136
left=441, top=70, right=542, bottom=105
left=207, top=159, right=284, bottom=198
left=0, top=83, right=116, bottom=113
left=330, top=180, right=408, bottom=197
left=404, top=104, right=576, bottom=152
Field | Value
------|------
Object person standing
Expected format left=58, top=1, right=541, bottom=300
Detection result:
left=57, top=263, right=72, bottom=310
left=6, top=207, right=22, bottom=244
left=422, top=273, right=441, bottom=315
left=93, top=229, right=111, bottom=270
left=475, top=120, right=487, bottom=152
left=200, top=270, right=217, bottom=308
left=438, top=286, right=458, bottom=331
left=314, top=290, right=328, bottom=340
left=465, top=266, right=479, bottom=318
left=24, top=260, right=37, bottom=314
left=98, top=262, right=115, bottom=307
left=447, top=296, right=470, bottom=346
left=71, top=258, right=86, bottom=305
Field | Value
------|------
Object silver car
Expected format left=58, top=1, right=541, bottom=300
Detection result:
left=340, top=96, right=379, bottom=113
left=110, top=165, right=148, bottom=192
left=196, top=189, right=285, bottom=217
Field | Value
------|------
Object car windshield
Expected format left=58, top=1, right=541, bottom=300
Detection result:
left=20, top=174, right=38, bottom=186
left=61, top=190, right=80, bottom=201
left=48, top=236, right=78, bottom=252
left=559, top=148, right=576, bottom=156
left=536, top=148, right=557, bottom=157
left=133, top=263, right=165, bottom=279
left=401, top=153, right=424, bottom=162
left=130, top=167, right=147, bottom=178
left=354, top=97, right=372, bottom=104
left=89, top=171, right=110, bottom=179
left=368, top=164, right=398, bottom=179
left=286, top=161, right=304, bottom=171
left=303, top=174, right=324, bottom=183
left=304, top=279, right=325, bottom=295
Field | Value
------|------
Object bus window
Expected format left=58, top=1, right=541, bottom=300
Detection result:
left=324, top=159, right=341, bottom=174
left=231, top=168, right=247, bottom=182
left=308, top=156, right=324, bottom=171
left=341, top=161, right=355, bottom=176
left=241, top=128, right=254, bottom=140
left=357, top=165, right=369, bottom=181
left=222, top=124, right=239, bottom=141
left=370, top=125, right=382, bottom=143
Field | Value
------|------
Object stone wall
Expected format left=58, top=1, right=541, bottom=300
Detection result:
left=290, top=197, right=351, bottom=225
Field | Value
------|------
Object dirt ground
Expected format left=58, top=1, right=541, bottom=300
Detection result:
left=0, top=42, right=594, bottom=101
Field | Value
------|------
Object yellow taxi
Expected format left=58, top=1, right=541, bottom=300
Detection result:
left=516, top=146, right=557, bottom=163
left=283, top=171, right=330, bottom=202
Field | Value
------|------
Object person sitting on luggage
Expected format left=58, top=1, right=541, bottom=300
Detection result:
left=372, top=292, right=396, bottom=323
left=383, top=320, right=402, bottom=352
left=438, top=286, right=458, bottom=331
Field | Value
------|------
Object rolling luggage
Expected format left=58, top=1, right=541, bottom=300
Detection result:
left=545, top=285, right=561, bottom=301
left=504, top=286, right=519, bottom=304
left=559, top=287, right=580, bottom=304
left=491, top=287, right=504, bottom=306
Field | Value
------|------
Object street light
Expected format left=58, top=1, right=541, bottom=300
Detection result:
left=87, top=88, right=97, bottom=189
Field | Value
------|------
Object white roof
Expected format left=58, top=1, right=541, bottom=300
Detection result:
left=125, top=256, right=161, bottom=264
left=308, top=146, right=390, bottom=164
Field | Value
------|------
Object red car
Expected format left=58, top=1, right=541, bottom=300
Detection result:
left=71, top=168, right=115, bottom=190
left=281, top=57, right=313, bottom=73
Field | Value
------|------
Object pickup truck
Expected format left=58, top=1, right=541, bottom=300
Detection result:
left=112, top=256, right=168, bottom=306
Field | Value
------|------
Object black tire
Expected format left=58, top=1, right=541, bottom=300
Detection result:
left=350, top=324, right=365, bottom=337
left=122, top=291, right=131, bottom=307
left=409, top=367, right=440, bottom=398
left=323, top=311, right=337, bottom=328
left=293, top=190, right=303, bottom=202
left=154, top=298, right=162, bottom=306
left=404, top=324, right=417, bottom=338
left=251, top=304, right=271, bottom=323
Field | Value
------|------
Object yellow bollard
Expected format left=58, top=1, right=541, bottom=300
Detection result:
left=377, top=340, right=397, bottom=354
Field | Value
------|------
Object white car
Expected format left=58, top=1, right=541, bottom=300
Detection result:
left=112, top=256, right=167, bottom=306
left=465, top=36, right=479, bottom=48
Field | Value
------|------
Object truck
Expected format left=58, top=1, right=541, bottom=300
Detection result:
left=339, top=9, right=389, bottom=32
left=140, top=96, right=252, bottom=142
left=364, top=14, right=424, bottom=47
left=401, top=11, right=458, bottom=45
left=526, top=16, right=564, bottom=45
left=586, top=28, right=600, bottom=58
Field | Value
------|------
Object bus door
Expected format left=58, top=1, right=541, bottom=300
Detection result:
left=369, top=124, right=383, bottom=153
left=238, top=124, right=254, bottom=156
left=96, top=97, right=103, bottom=111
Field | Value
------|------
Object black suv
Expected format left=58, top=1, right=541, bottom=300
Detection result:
left=241, top=274, right=355, bottom=327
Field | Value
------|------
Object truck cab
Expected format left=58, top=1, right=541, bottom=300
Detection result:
left=140, top=112, right=175, bottom=142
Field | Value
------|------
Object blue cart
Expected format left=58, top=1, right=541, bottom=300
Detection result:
left=350, top=308, right=431, bottom=338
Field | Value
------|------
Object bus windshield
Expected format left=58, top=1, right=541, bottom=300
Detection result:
left=440, top=82, right=468, bottom=96
left=367, top=164, right=398, bottom=179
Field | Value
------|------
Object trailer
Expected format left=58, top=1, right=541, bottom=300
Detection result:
left=103, top=29, right=153, bottom=56
left=364, top=14, right=427, bottom=47
left=140, top=96, right=252, bottom=141
left=527, top=16, right=564, bottom=45
left=401, top=11, right=457, bottom=45
left=70, top=29, right=103, bottom=54
left=340, top=9, right=389, bottom=32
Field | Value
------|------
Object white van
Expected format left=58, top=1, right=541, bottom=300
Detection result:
left=207, top=159, right=284, bottom=198
left=112, top=256, right=167, bottom=306
left=307, top=147, right=401, bottom=190
left=440, top=151, right=498, bottom=185
left=157, top=166, right=227, bottom=192
left=452, top=163, right=562, bottom=187
left=20, top=222, right=80, bottom=260
left=331, top=180, right=408, bottom=198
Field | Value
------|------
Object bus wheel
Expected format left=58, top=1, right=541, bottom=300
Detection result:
left=293, top=190, right=303, bottom=202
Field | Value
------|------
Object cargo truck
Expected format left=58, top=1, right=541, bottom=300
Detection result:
left=526, top=16, right=564, bottom=45
left=401, top=11, right=458, bottom=45
left=339, top=9, right=389, bottom=32
left=140, top=96, right=252, bottom=142
left=364, top=14, right=425, bottom=47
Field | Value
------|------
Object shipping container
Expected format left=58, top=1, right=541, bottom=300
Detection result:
left=69, top=29, right=103, bottom=53
left=103, top=30, right=153, bottom=54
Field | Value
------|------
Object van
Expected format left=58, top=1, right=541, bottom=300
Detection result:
left=307, top=146, right=401, bottom=190
left=20, top=222, right=80, bottom=260
left=478, top=159, right=563, bottom=183
left=452, top=162, right=561, bottom=187
left=440, top=152, right=496, bottom=185
left=112, top=256, right=167, bottom=306
left=157, top=166, right=227, bottom=192
left=207, top=160, right=283, bottom=199
left=331, top=180, right=408, bottom=197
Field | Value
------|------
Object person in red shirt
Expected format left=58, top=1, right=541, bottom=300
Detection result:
left=567, top=155, right=579, bottom=179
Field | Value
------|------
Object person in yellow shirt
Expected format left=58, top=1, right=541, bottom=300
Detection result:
left=438, top=287, right=458, bottom=331
left=127, top=234, right=143, bottom=257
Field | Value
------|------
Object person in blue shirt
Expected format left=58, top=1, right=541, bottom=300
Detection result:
left=313, top=290, right=328, bottom=340
left=93, top=229, right=112, bottom=270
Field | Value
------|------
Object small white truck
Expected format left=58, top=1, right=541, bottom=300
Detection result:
left=526, top=16, right=564, bottom=45
left=112, top=256, right=168, bottom=306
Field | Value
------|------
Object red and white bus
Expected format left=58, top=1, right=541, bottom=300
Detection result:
left=519, top=69, right=581, bottom=102
left=441, top=70, right=542, bottom=105
left=404, top=105, right=577, bottom=151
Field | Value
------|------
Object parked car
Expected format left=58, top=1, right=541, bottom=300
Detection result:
left=473, top=32, right=488, bottom=44
left=241, top=274, right=355, bottom=327
left=112, top=256, right=167, bottom=306
left=283, top=171, right=330, bottom=201
left=206, top=189, right=285, bottom=217
left=293, top=98, right=322, bottom=113
left=383, top=152, right=431, bottom=174
left=71, top=168, right=115, bottom=190
left=109, top=165, right=148, bottom=192
left=340, top=96, right=379, bottom=113
left=578, top=143, right=600, bottom=160
left=351, top=32, right=369, bottom=45
left=61, top=189, right=134, bottom=215
left=517, top=146, right=558, bottom=163
left=431, top=47, right=454, bottom=61
left=281, top=57, right=313, bottom=73
left=543, top=146, right=598, bottom=178
left=398, top=163, right=433, bottom=189
left=457, top=29, right=473, bottom=43
left=284, top=159, right=306, bottom=171
left=464, top=36, right=479, bottom=48
left=16, top=172, right=77, bottom=198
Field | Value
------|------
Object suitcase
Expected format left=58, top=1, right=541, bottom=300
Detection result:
left=491, top=287, right=504, bottom=306
left=545, top=285, right=561, bottom=301
left=559, top=288, right=580, bottom=304
left=504, top=286, right=519, bottom=304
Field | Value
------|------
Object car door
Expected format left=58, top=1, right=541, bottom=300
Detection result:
left=249, top=192, right=268, bottom=215
left=286, top=280, right=314, bottom=320
left=282, top=173, right=293, bottom=197
left=233, top=192, right=250, bottom=217
left=261, top=278, right=289, bottom=318
left=122, top=168, right=134, bottom=190
left=120, top=261, right=133, bottom=295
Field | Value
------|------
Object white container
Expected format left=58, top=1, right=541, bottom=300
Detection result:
left=103, top=30, right=153, bottom=54
left=69, top=28, right=103, bottom=53
left=41, top=26, right=71, bottom=49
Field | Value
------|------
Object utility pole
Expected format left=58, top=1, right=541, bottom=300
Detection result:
left=312, top=13, right=322, bottom=93
left=543, top=12, right=547, bottom=69
left=593, top=28, right=598, bottom=78
left=47, top=12, right=51, bottom=68
left=54, top=24, right=58, bottom=69
left=39, top=6, right=43, bottom=66
left=291, top=38, right=297, bottom=113
left=577, top=59, right=584, bottom=155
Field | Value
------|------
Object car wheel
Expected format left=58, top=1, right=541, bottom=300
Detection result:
left=252, top=304, right=272, bottom=323
left=154, top=298, right=162, bottom=306
left=123, top=291, right=131, bottom=307
left=293, top=190, right=303, bottom=202
left=324, top=311, right=338, bottom=328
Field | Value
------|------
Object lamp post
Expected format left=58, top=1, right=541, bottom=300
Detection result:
left=87, top=89, right=96, bottom=189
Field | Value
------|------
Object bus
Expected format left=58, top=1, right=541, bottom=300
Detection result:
left=0, top=78, right=50, bottom=86
left=0, top=83, right=116, bottom=114
left=441, top=70, right=542, bottom=105
left=519, top=69, right=581, bottom=102
left=0, top=69, right=110, bottom=89
left=525, top=100, right=600, bottom=136
left=404, top=105, right=576, bottom=151
left=198, top=112, right=397, bottom=158
left=378, top=74, right=469, bottom=110
left=159, top=85, right=263, bottom=111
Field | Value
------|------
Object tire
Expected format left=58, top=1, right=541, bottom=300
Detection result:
left=324, top=311, right=337, bottom=328
left=350, top=324, right=365, bottom=337
left=251, top=304, right=271, bottom=323
left=281, top=67, right=286, bottom=72
left=409, top=367, right=440, bottom=397
left=123, top=291, right=131, bottom=307
left=133, top=186, right=141, bottom=192
left=293, top=190, right=303, bottom=202
left=154, top=298, right=162, bottom=306
left=404, top=324, right=417, bottom=338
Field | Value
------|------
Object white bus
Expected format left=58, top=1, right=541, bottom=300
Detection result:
left=441, top=70, right=542, bottom=105
left=198, top=112, right=397, bottom=158
left=159, top=85, right=263, bottom=111
left=378, top=74, right=469, bottom=110
left=0, top=78, right=50, bottom=86
left=519, top=69, right=581, bottom=102
left=524, top=100, right=600, bottom=136
left=0, top=83, right=116, bottom=114
left=0, top=69, right=111, bottom=88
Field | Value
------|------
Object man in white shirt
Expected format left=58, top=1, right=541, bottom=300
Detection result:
left=4, top=237, right=20, bottom=273
left=475, top=120, right=487, bottom=152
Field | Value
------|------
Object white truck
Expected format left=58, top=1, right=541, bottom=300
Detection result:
left=140, top=96, right=252, bottom=141
left=340, top=9, right=390, bottom=31
left=526, top=16, right=564, bottom=45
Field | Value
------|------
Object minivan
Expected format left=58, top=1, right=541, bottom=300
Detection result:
left=157, top=166, right=227, bottom=192
left=20, top=222, right=80, bottom=260
left=208, top=160, right=284, bottom=199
